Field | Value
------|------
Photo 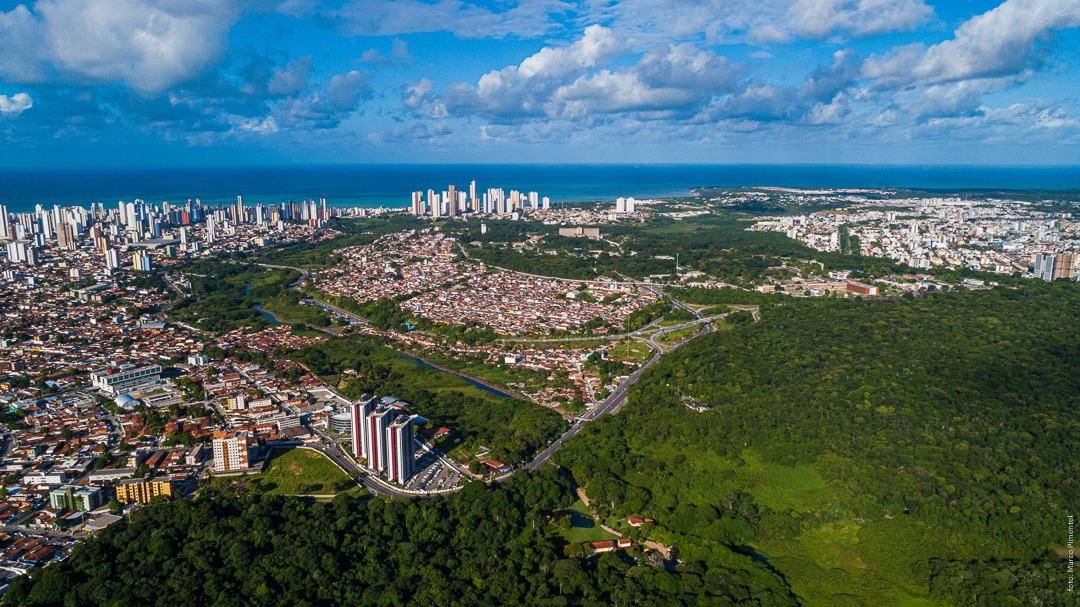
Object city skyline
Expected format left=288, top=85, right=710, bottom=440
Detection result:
left=0, top=0, right=1078, bottom=167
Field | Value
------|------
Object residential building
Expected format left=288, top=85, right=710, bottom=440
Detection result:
left=212, top=430, right=251, bottom=472
left=365, top=407, right=396, bottom=472
left=385, top=415, right=416, bottom=484
left=114, top=477, right=176, bottom=504
left=48, top=485, right=104, bottom=512
left=349, top=396, right=376, bottom=461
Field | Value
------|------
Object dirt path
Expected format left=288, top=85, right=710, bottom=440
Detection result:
left=576, top=487, right=590, bottom=507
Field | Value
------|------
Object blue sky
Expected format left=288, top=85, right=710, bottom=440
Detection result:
left=0, top=0, right=1078, bottom=166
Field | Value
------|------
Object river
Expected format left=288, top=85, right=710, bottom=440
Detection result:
left=402, top=355, right=512, bottom=399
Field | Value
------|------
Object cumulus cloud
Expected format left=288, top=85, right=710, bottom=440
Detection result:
left=0, top=6, right=49, bottom=82
left=404, top=78, right=436, bottom=108
left=789, top=0, right=933, bottom=39
left=268, top=56, right=313, bottom=97
left=856, top=0, right=1080, bottom=120
left=864, top=0, right=1080, bottom=88
left=584, top=0, right=934, bottom=44
left=360, top=39, right=412, bottom=68
left=273, top=70, right=373, bottom=129
left=0, top=0, right=248, bottom=94
left=443, top=24, right=624, bottom=119
left=0, top=93, right=33, bottom=116
left=553, top=44, right=744, bottom=118
left=333, top=0, right=573, bottom=38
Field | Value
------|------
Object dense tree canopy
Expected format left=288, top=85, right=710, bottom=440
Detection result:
left=5, top=470, right=797, bottom=607
left=557, top=282, right=1079, bottom=606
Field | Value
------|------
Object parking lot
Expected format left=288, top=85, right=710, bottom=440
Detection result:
left=406, top=447, right=462, bottom=492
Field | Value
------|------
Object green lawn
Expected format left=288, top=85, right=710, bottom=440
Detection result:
left=250, top=448, right=364, bottom=497
left=605, top=342, right=651, bottom=364
left=553, top=500, right=619, bottom=545
left=658, top=326, right=697, bottom=343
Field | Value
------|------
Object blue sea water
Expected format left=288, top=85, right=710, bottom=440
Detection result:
left=0, top=164, right=1076, bottom=213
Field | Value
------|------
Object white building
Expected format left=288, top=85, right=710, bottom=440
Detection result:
left=212, top=431, right=251, bottom=472
left=90, top=364, right=162, bottom=395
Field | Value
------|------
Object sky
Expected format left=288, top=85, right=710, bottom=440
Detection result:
left=0, top=0, right=1079, bottom=167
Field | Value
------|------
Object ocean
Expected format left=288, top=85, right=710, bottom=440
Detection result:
left=0, top=164, right=1077, bottom=213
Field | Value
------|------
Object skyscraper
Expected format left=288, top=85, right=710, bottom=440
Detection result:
left=447, top=184, right=458, bottom=216
left=0, top=205, right=10, bottom=241
left=386, top=415, right=416, bottom=484
left=365, top=407, right=397, bottom=472
left=350, top=396, right=377, bottom=461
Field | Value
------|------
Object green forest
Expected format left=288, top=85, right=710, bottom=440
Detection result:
left=4, top=470, right=797, bottom=607
left=557, top=282, right=1079, bottom=606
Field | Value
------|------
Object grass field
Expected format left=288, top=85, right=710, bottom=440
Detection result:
left=553, top=499, right=619, bottom=545
left=658, top=326, right=697, bottom=343
left=248, top=448, right=364, bottom=497
left=605, top=342, right=651, bottom=364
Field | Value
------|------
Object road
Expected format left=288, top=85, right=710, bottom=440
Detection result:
left=306, top=437, right=420, bottom=500
left=254, top=263, right=310, bottom=290
left=524, top=343, right=661, bottom=471
left=306, top=298, right=371, bottom=326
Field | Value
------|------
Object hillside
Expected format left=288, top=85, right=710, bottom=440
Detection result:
left=557, top=283, right=1079, bottom=606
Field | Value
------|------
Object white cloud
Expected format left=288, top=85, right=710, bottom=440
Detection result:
left=272, top=69, right=373, bottom=129
left=444, top=25, right=625, bottom=119
left=517, top=24, right=624, bottom=78
left=391, top=39, right=412, bottom=62
left=0, top=0, right=248, bottom=94
left=789, top=0, right=933, bottom=39
left=864, top=0, right=1080, bottom=88
left=583, top=0, right=934, bottom=44
left=0, top=6, right=49, bottom=82
left=0, top=93, right=33, bottom=115
left=236, top=116, right=279, bottom=134
left=268, top=56, right=313, bottom=97
left=551, top=44, right=743, bottom=118
left=404, top=78, right=435, bottom=108
left=333, top=0, right=573, bottom=39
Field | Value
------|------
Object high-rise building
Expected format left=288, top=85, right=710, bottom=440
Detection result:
left=105, top=248, right=121, bottom=271
left=1034, top=253, right=1056, bottom=281
left=5, top=241, right=28, bottom=264
left=411, top=191, right=424, bottom=216
left=615, top=197, right=636, bottom=213
left=133, top=251, right=153, bottom=272
left=469, top=180, right=477, bottom=211
left=1052, top=252, right=1078, bottom=281
left=212, top=430, right=251, bottom=472
left=365, top=408, right=397, bottom=472
left=0, top=205, right=9, bottom=241
left=386, top=415, right=416, bottom=484
left=429, top=191, right=441, bottom=219
left=350, top=396, right=377, bottom=461
left=447, top=184, right=458, bottom=216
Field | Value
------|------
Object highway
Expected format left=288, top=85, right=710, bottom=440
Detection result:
left=524, top=344, right=661, bottom=471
